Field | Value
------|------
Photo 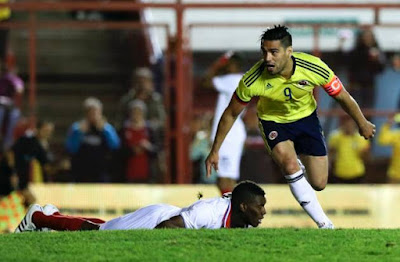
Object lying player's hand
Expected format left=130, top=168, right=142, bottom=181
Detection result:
left=359, top=121, right=376, bottom=139
left=205, top=151, right=219, bottom=178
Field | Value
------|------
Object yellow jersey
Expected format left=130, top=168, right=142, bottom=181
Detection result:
left=0, top=0, right=10, bottom=21
left=235, top=52, right=340, bottom=123
left=328, top=130, right=370, bottom=179
left=378, top=123, right=400, bottom=179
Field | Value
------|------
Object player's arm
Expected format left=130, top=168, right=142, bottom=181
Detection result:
left=205, top=94, right=247, bottom=177
left=320, top=72, right=375, bottom=139
left=203, top=51, right=233, bottom=89
left=332, top=87, right=376, bottom=139
left=155, top=215, right=185, bottom=229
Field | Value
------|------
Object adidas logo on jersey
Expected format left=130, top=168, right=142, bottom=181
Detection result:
left=265, top=83, right=273, bottom=89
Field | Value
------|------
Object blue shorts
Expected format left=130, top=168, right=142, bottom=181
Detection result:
left=259, top=110, right=327, bottom=156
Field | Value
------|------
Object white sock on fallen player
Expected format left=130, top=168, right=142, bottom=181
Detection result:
left=285, top=170, right=333, bottom=228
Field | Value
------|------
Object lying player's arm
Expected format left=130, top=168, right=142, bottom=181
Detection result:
left=333, top=88, right=376, bottom=139
left=155, top=215, right=185, bottom=229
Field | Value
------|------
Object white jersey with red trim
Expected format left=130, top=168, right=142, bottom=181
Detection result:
left=211, top=73, right=247, bottom=180
left=211, top=73, right=246, bottom=144
left=99, top=195, right=232, bottom=230
left=180, top=195, right=232, bottom=229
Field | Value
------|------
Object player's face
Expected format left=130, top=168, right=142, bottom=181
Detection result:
left=38, top=123, right=54, bottom=140
left=243, top=195, right=267, bottom=227
left=262, top=40, right=292, bottom=75
left=86, top=107, right=102, bottom=123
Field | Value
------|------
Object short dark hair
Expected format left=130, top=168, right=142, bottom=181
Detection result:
left=231, top=180, right=265, bottom=209
left=260, top=25, right=292, bottom=49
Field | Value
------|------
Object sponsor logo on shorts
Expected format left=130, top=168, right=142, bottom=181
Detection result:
left=268, top=131, right=278, bottom=140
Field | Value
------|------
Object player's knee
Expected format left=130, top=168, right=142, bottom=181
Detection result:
left=283, top=159, right=301, bottom=175
left=311, top=182, right=326, bottom=191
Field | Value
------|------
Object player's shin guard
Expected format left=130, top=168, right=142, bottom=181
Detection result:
left=285, top=170, right=332, bottom=228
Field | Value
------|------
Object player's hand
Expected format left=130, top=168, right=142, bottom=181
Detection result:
left=95, top=117, right=105, bottom=130
left=79, top=120, right=89, bottom=133
left=205, top=151, right=219, bottom=178
left=140, top=140, right=152, bottom=151
left=359, top=121, right=376, bottom=139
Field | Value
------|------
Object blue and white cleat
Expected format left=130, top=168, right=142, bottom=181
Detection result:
left=14, top=204, right=42, bottom=233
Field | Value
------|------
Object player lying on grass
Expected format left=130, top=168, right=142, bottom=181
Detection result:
left=15, top=180, right=266, bottom=232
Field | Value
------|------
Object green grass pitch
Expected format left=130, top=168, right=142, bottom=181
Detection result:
left=1, top=229, right=400, bottom=261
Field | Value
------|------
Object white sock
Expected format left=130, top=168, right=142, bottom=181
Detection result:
left=285, top=170, right=332, bottom=228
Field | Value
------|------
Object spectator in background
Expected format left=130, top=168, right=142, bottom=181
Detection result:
left=377, top=114, right=400, bottom=183
left=343, top=28, right=385, bottom=108
left=328, top=116, right=370, bottom=184
left=119, top=67, right=165, bottom=131
left=10, top=120, right=54, bottom=207
left=29, top=120, right=55, bottom=183
left=0, top=61, right=24, bottom=151
left=394, top=54, right=400, bottom=109
left=66, top=97, right=120, bottom=183
left=0, top=0, right=10, bottom=62
left=121, top=100, right=156, bottom=183
left=370, top=53, right=400, bottom=159
left=391, top=53, right=400, bottom=73
left=0, top=150, right=25, bottom=233
left=203, top=51, right=246, bottom=194
left=118, top=67, right=166, bottom=181
left=189, top=113, right=217, bottom=184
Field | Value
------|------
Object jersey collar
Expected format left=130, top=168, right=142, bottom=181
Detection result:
left=290, top=55, right=296, bottom=77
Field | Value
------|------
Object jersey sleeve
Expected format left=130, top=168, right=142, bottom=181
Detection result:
left=316, top=59, right=343, bottom=97
left=180, top=202, right=215, bottom=229
left=303, top=56, right=343, bottom=97
left=234, top=60, right=265, bottom=104
left=234, top=79, right=252, bottom=104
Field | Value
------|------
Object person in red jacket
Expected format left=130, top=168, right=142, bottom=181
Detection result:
left=121, top=100, right=156, bottom=183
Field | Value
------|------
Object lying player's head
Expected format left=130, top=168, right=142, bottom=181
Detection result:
left=260, top=25, right=293, bottom=75
left=231, top=181, right=266, bottom=227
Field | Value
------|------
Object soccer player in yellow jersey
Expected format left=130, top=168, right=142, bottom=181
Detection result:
left=205, top=25, right=376, bottom=229
left=378, top=114, right=400, bottom=183
left=328, top=117, right=370, bottom=183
